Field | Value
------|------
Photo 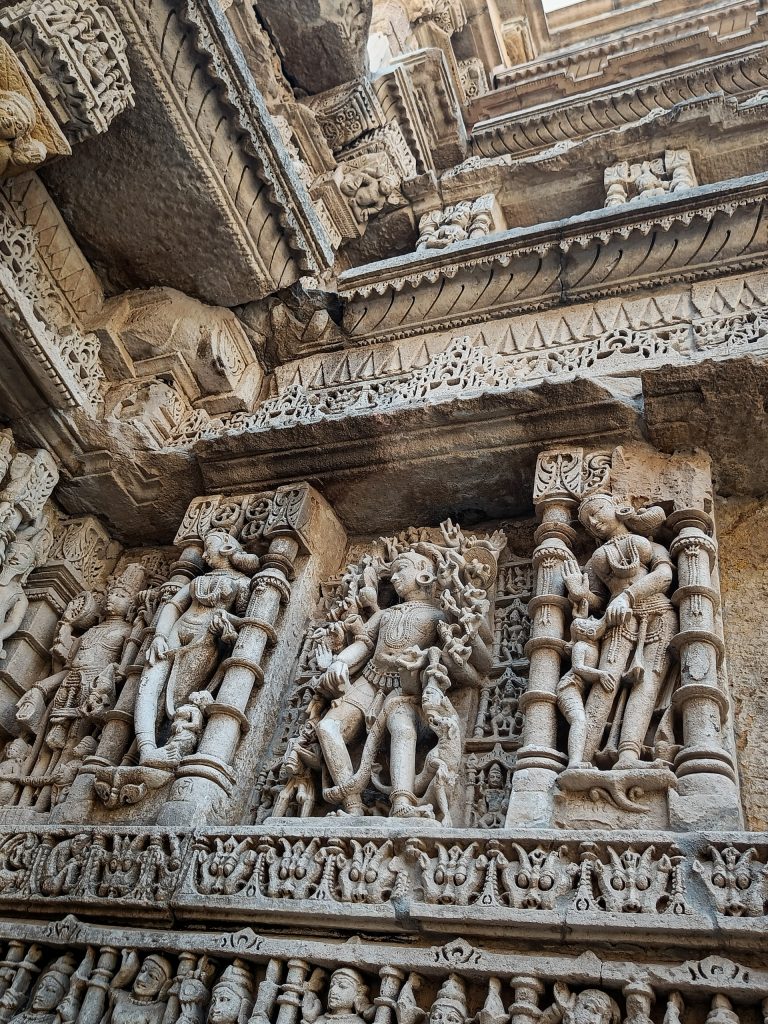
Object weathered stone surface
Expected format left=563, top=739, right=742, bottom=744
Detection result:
left=717, top=495, right=768, bottom=832
left=256, top=0, right=372, bottom=95
left=0, top=0, right=764, bottom=1008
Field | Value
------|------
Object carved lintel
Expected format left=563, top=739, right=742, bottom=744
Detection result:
left=175, top=485, right=345, bottom=562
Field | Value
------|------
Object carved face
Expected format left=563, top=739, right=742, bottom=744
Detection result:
left=0, top=541, right=34, bottom=585
left=389, top=554, right=431, bottom=600
left=327, top=970, right=363, bottom=1012
left=429, top=1006, right=465, bottom=1024
left=208, top=984, right=243, bottom=1024
left=31, top=975, right=67, bottom=1012
left=132, top=958, right=168, bottom=998
left=487, top=764, right=503, bottom=788
left=204, top=532, right=238, bottom=571
left=104, top=587, right=132, bottom=618
left=578, top=496, right=620, bottom=541
left=564, top=991, right=615, bottom=1024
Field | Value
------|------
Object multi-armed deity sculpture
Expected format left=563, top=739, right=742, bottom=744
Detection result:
left=269, top=520, right=505, bottom=824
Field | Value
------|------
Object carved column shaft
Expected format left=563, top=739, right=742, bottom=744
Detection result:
left=508, top=975, right=544, bottom=1024
left=669, top=510, right=735, bottom=784
left=505, top=496, right=573, bottom=826
left=275, top=958, right=310, bottom=1024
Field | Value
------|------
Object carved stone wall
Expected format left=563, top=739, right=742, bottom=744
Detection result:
left=716, top=495, right=768, bottom=832
left=0, top=0, right=763, bottom=1018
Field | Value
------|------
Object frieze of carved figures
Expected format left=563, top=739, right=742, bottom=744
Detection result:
left=604, top=151, right=698, bottom=208
left=0, top=0, right=133, bottom=143
left=0, top=932, right=767, bottom=1024
left=0, top=825, right=764, bottom=921
left=416, top=195, right=500, bottom=251
left=254, top=520, right=505, bottom=825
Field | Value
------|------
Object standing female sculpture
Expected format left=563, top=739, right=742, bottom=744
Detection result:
left=134, top=530, right=260, bottom=768
left=560, top=493, right=678, bottom=770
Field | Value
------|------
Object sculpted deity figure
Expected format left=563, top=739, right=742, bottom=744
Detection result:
left=340, top=157, right=400, bottom=223
left=134, top=530, right=260, bottom=767
left=48, top=736, right=98, bottom=806
left=312, top=549, right=447, bottom=817
left=560, top=494, right=677, bottom=770
left=104, top=952, right=172, bottom=1024
left=0, top=737, right=29, bottom=803
left=305, top=969, right=372, bottom=1024
left=15, top=565, right=146, bottom=758
left=633, top=162, right=667, bottom=200
left=0, top=538, right=36, bottom=658
left=289, top=522, right=500, bottom=822
left=207, top=962, right=254, bottom=1024
left=428, top=975, right=468, bottom=1024
left=5, top=956, right=77, bottom=1024
left=545, top=987, right=621, bottom=1024
left=477, top=761, right=507, bottom=826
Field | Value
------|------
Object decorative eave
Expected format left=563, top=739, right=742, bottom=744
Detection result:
left=492, top=0, right=766, bottom=96
left=471, top=43, right=768, bottom=160
left=181, top=0, right=335, bottom=277
left=338, top=172, right=768, bottom=343
left=41, top=0, right=335, bottom=306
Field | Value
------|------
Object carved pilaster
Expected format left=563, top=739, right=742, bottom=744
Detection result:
left=506, top=449, right=585, bottom=826
left=668, top=508, right=742, bottom=830
left=156, top=484, right=346, bottom=825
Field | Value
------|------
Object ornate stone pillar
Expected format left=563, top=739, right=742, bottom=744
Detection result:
left=0, top=514, right=119, bottom=740
left=668, top=508, right=742, bottom=830
left=505, top=450, right=580, bottom=826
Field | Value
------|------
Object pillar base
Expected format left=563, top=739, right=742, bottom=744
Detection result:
left=505, top=766, right=559, bottom=827
left=668, top=772, right=743, bottom=831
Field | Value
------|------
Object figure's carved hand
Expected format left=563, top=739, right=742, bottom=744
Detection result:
left=440, top=519, right=463, bottom=549
left=395, top=645, right=429, bottom=673
left=210, top=609, right=238, bottom=644
left=562, top=562, right=589, bottom=603
left=314, top=639, right=334, bottom=671
left=605, top=593, right=632, bottom=627
left=318, top=659, right=350, bottom=698
left=598, top=671, right=616, bottom=693
left=147, top=635, right=169, bottom=666
left=15, top=687, right=45, bottom=731
left=344, top=613, right=366, bottom=638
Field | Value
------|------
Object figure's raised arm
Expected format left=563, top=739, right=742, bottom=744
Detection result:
left=146, top=583, right=192, bottom=665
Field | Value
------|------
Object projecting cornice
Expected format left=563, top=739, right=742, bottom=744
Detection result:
left=40, top=0, right=335, bottom=306
left=471, top=44, right=768, bottom=160
left=338, top=172, right=768, bottom=343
